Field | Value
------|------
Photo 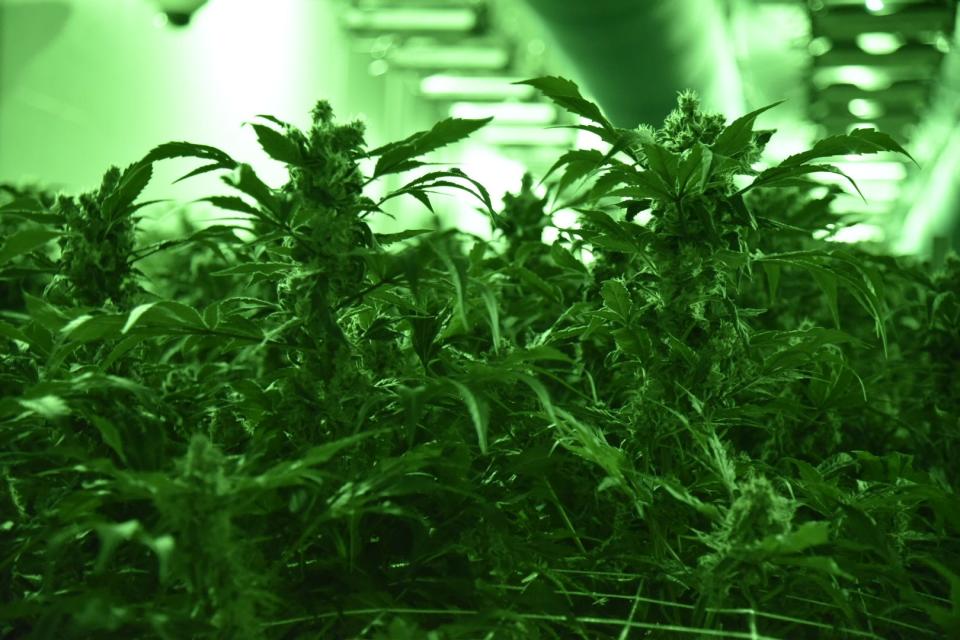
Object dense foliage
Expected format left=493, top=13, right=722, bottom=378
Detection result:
left=1, top=77, right=958, bottom=639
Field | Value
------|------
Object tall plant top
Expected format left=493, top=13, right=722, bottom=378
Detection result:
left=1, top=78, right=956, bottom=640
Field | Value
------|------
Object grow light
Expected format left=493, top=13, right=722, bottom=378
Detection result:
left=813, top=66, right=892, bottom=90
left=856, top=32, right=905, bottom=55
left=864, top=0, right=886, bottom=14
left=847, top=98, right=885, bottom=119
left=420, top=75, right=536, bottom=100
left=476, top=126, right=576, bottom=147
left=343, top=6, right=478, bottom=32
left=449, top=102, right=556, bottom=125
left=389, top=43, right=509, bottom=70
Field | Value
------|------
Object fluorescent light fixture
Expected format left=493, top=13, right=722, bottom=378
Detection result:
left=344, top=7, right=477, bottom=32
left=813, top=66, right=892, bottom=90
left=390, top=44, right=509, bottom=70
left=420, top=75, right=536, bottom=100
left=449, top=102, right=556, bottom=125
left=847, top=98, right=885, bottom=119
left=477, top=126, right=577, bottom=147
left=856, top=32, right=904, bottom=55
left=864, top=0, right=885, bottom=13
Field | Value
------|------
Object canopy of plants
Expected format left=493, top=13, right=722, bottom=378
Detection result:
left=1, top=76, right=958, bottom=640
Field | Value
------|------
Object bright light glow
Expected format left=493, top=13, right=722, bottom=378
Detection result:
left=457, top=146, right=526, bottom=215
left=848, top=98, right=884, bottom=119
left=808, top=36, right=832, bottom=56
left=477, top=126, right=576, bottom=147
left=344, top=7, right=476, bottom=32
left=390, top=44, right=509, bottom=70
left=449, top=102, right=556, bottom=125
left=814, top=66, right=892, bottom=91
left=856, top=32, right=904, bottom=55
left=552, top=209, right=579, bottom=229
left=830, top=181, right=901, bottom=204
left=828, top=223, right=885, bottom=244
left=542, top=226, right=559, bottom=244
left=193, top=0, right=309, bottom=189
left=368, top=59, right=389, bottom=76
left=934, top=34, right=951, bottom=53
left=895, top=125, right=960, bottom=254
left=830, top=161, right=907, bottom=181
left=865, top=0, right=885, bottom=13
left=420, top=75, right=536, bottom=100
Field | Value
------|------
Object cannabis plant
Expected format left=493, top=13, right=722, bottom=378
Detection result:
left=1, top=77, right=958, bottom=640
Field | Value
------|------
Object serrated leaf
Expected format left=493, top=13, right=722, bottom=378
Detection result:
left=642, top=143, right=681, bottom=194
left=120, top=301, right=205, bottom=335
left=448, top=379, right=489, bottom=454
left=100, top=333, right=150, bottom=371
left=542, top=149, right=606, bottom=193
left=0, top=320, right=33, bottom=349
left=223, top=164, right=281, bottom=216
left=210, top=261, right=293, bottom=277
left=0, top=228, right=60, bottom=266
left=199, top=195, right=263, bottom=218
left=18, top=395, right=70, bottom=419
left=122, top=303, right=158, bottom=335
left=61, top=314, right=125, bottom=344
left=102, top=161, right=153, bottom=218
left=746, top=163, right=864, bottom=200
left=250, top=122, right=303, bottom=165
left=601, top=279, right=632, bottom=321
left=202, top=302, right=220, bottom=329
left=515, top=76, right=613, bottom=130
left=373, top=229, right=433, bottom=245
left=677, top=143, right=713, bottom=197
left=549, top=242, right=587, bottom=274
left=512, top=265, right=562, bottom=303
left=141, top=141, right=237, bottom=168
left=762, top=520, right=831, bottom=554
left=775, top=555, right=854, bottom=581
left=513, top=372, right=558, bottom=424
left=763, top=262, right=781, bottom=301
left=89, top=415, right=128, bottom=465
left=371, top=117, right=492, bottom=178
left=711, top=100, right=784, bottom=158
left=478, top=282, right=501, bottom=353
left=781, top=127, right=917, bottom=167
left=431, top=240, right=471, bottom=331
left=809, top=267, right=841, bottom=328
left=23, top=292, right=70, bottom=332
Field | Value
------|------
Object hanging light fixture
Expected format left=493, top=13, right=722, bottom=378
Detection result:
left=148, top=0, right=210, bottom=27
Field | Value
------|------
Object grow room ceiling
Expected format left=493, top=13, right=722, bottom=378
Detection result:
left=337, top=0, right=959, bottom=253
left=1, top=0, right=958, bottom=255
